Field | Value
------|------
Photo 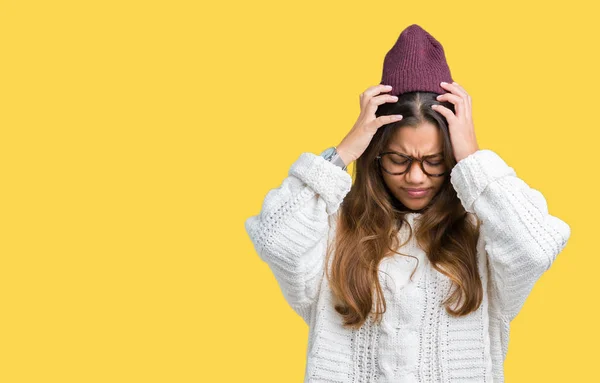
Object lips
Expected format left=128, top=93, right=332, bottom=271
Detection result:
left=404, top=188, right=431, bottom=198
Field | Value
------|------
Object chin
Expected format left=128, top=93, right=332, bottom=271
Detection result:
left=401, top=199, right=430, bottom=211
left=397, top=194, right=435, bottom=212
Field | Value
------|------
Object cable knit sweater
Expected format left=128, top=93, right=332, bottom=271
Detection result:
left=244, top=149, right=571, bottom=383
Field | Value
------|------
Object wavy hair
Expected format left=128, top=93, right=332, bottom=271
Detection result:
left=324, top=91, right=483, bottom=329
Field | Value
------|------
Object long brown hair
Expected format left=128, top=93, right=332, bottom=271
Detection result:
left=325, top=91, right=483, bottom=329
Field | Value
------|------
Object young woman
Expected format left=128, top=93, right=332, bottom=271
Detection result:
left=245, top=25, right=570, bottom=383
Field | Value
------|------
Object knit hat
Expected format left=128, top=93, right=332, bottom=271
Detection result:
left=381, top=24, right=454, bottom=97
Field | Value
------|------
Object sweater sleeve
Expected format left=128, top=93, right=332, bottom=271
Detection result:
left=450, top=149, right=571, bottom=322
left=244, top=152, right=353, bottom=324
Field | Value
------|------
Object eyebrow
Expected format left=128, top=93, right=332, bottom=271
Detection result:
left=389, top=150, right=443, bottom=158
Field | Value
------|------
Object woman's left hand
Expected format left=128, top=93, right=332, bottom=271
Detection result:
left=431, top=81, right=480, bottom=163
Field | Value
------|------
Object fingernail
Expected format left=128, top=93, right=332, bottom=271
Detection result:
left=440, top=82, right=447, bottom=86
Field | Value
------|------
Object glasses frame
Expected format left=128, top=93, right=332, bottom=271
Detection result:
left=375, top=151, right=447, bottom=177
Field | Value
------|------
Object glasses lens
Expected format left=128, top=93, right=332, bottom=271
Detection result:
left=381, top=153, right=410, bottom=174
left=380, top=153, right=445, bottom=175
left=423, top=156, right=445, bottom=175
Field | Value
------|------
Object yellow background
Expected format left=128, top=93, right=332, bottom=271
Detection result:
left=1, top=0, right=597, bottom=382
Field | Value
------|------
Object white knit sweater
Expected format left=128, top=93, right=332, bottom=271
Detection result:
left=245, top=149, right=570, bottom=383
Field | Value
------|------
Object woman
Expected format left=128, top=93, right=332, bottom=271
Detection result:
left=245, top=24, right=570, bottom=383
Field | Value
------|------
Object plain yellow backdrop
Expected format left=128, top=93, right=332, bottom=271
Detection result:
left=1, top=0, right=597, bottom=382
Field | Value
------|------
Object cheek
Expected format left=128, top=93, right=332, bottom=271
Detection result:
left=432, top=178, right=447, bottom=193
left=382, top=174, right=401, bottom=189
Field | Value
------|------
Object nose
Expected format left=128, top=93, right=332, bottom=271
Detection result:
left=405, top=161, right=427, bottom=183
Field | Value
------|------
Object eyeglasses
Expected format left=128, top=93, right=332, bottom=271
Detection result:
left=376, top=151, right=447, bottom=177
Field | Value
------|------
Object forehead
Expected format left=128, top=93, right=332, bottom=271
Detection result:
left=387, top=123, right=442, bottom=154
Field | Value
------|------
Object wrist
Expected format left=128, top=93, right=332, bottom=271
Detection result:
left=455, top=146, right=480, bottom=163
left=335, top=145, right=353, bottom=167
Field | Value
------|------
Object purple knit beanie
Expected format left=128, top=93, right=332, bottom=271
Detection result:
left=381, top=24, right=454, bottom=97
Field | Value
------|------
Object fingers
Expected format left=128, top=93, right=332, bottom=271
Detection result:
left=436, top=92, right=464, bottom=118
left=360, top=84, right=394, bottom=104
left=431, top=104, right=456, bottom=122
left=360, top=84, right=387, bottom=105
left=362, top=83, right=394, bottom=99
left=436, top=81, right=472, bottom=120
left=375, top=114, right=403, bottom=128
left=360, top=84, right=398, bottom=115
left=364, top=93, right=398, bottom=115
left=442, top=81, right=469, bottom=99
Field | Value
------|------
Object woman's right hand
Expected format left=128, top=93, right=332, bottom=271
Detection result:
left=336, top=84, right=403, bottom=166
